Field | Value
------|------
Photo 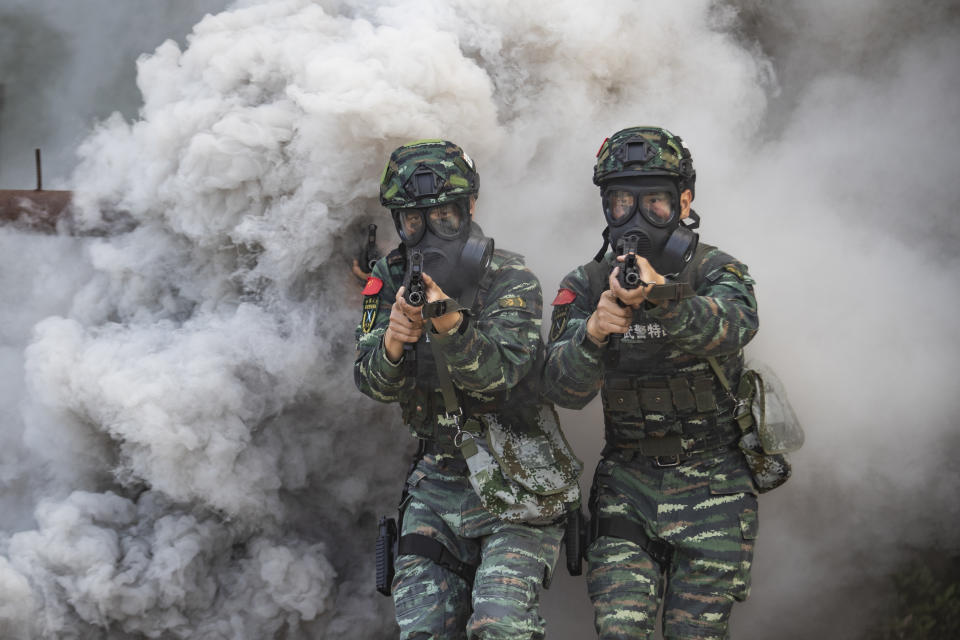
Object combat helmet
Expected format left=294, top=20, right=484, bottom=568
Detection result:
left=593, top=126, right=696, bottom=198
left=379, top=139, right=479, bottom=209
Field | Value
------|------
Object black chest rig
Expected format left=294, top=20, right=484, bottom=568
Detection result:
left=581, top=244, right=742, bottom=451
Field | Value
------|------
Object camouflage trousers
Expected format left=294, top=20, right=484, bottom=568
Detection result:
left=586, top=448, right=758, bottom=640
left=392, top=452, right=564, bottom=640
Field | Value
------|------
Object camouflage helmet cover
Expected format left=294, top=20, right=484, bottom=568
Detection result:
left=593, top=126, right=696, bottom=198
left=379, top=139, right=479, bottom=209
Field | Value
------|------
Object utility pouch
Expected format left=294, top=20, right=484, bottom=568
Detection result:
left=738, top=430, right=793, bottom=493
left=375, top=516, right=397, bottom=596
left=424, top=302, right=581, bottom=524
left=458, top=405, right=583, bottom=525
left=564, top=508, right=587, bottom=576
left=709, top=358, right=804, bottom=494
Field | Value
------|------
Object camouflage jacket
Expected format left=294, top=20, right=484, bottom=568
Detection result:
left=354, top=247, right=544, bottom=444
left=542, top=241, right=759, bottom=448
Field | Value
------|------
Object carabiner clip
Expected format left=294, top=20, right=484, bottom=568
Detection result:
left=733, top=398, right=750, bottom=420
left=444, top=408, right=470, bottom=447
left=453, top=428, right=473, bottom=448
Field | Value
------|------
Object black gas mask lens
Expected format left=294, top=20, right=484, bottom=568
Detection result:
left=392, top=202, right=467, bottom=245
left=600, top=179, right=698, bottom=277
left=393, top=199, right=493, bottom=302
left=602, top=184, right=678, bottom=228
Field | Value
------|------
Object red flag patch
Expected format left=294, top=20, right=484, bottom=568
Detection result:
left=552, top=288, right=576, bottom=306
left=362, top=277, right=383, bottom=296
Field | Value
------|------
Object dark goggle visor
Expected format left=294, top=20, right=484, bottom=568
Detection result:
left=603, top=183, right=678, bottom=228
left=393, top=202, right=466, bottom=244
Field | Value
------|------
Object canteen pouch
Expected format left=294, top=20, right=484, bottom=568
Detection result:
left=738, top=428, right=793, bottom=493
left=734, top=365, right=803, bottom=493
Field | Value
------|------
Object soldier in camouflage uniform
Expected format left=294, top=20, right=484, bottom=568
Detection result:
left=355, top=140, right=569, bottom=640
left=543, top=127, right=760, bottom=639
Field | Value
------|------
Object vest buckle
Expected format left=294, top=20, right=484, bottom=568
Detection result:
left=653, top=454, right=682, bottom=468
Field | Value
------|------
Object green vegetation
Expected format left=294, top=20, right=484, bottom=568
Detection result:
left=869, top=553, right=960, bottom=639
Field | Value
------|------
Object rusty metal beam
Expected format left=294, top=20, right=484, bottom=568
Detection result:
left=0, top=189, right=72, bottom=233
left=0, top=148, right=73, bottom=233
left=1, top=150, right=135, bottom=236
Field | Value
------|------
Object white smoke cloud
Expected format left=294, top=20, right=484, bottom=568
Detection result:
left=713, top=3, right=960, bottom=636
left=1, top=0, right=958, bottom=638
left=3, top=491, right=337, bottom=638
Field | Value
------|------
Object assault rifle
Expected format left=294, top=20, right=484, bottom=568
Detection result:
left=358, top=223, right=381, bottom=273
left=617, top=236, right=642, bottom=290
left=608, top=237, right=642, bottom=364
left=399, top=249, right=425, bottom=373
left=403, top=250, right=425, bottom=307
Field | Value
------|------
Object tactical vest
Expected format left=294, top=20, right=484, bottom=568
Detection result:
left=581, top=243, right=744, bottom=451
left=384, top=247, right=544, bottom=444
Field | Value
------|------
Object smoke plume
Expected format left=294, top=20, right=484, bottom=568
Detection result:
left=1, top=1, right=958, bottom=638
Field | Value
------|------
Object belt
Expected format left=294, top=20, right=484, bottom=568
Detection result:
left=602, top=434, right=739, bottom=468
left=411, top=410, right=486, bottom=447
left=421, top=439, right=462, bottom=457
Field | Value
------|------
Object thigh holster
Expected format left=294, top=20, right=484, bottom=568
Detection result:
left=392, top=441, right=477, bottom=588
left=592, top=516, right=673, bottom=570
left=398, top=534, right=478, bottom=587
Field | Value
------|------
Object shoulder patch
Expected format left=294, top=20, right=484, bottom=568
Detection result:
left=552, top=288, right=576, bottom=306
left=724, top=265, right=745, bottom=280
left=549, top=304, right=570, bottom=342
left=362, top=277, right=383, bottom=295
left=360, top=294, right=379, bottom=333
left=499, top=296, right=526, bottom=309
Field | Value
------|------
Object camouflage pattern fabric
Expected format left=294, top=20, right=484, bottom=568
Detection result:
left=738, top=429, right=791, bottom=493
left=458, top=407, right=582, bottom=525
left=586, top=451, right=757, bottom=639
left=543, top=240, right=760, bottom=639
left=356, top=244, right=583, bottom=519
left=380, top=139, right=479, bottom=209
left=392, top=451, right=563, bottom=640
left=543, top=243, right=758, bottom=432
left=593, top=126, right=694, bottom=192
left=355, top=247, right=544, bottom=446
left=355, top=245, right=571, bottom=637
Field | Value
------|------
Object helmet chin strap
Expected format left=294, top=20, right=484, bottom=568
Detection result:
left=593, top=226, right=611, bottom=263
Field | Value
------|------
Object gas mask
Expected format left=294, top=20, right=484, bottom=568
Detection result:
left=601, top=178, right=700, bottom=276
left=392, top=199, right=494, bottom=303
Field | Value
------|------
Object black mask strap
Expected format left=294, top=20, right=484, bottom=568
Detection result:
left=593, top=227, right=611, bottom=263
left=458, top=265, right=489, bottom=315
left=457, top=240, right=494, bottom=313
